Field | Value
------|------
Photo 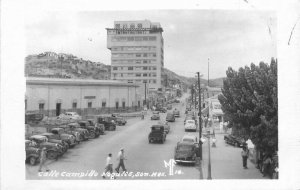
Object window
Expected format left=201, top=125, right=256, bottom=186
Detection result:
left=143, top=73, right=147, bottom=77
left=72, top=102, right=77, bottom=109
left=143, top=53, right=147, bottom=57
left=130, top=24, right=135, bottom=28
left=137, top=23, right=142, bottom=28
left=135, top=37, right=143, bottom=41
left=128, top=80, right=133, bottom=83
left=115, top=24, right=120, bottom=29
left=143, top=67, right=147, bottom=70
left=102, top=101, right=106, bottom=108
left=128, top=67, right=133, bottom=70
left=120, top=67, right=123, bottom=70
left=143, top=37, right=148, bottom=41
left=136, top=54, right=141, bottom=57
left=153, top=53, right=156, bottom=57
left=153, top=80, right=156, bottom=84
left=39, top=103, right=44, bottom=111
left=88, top=102, right=92, bottom=108
left=136, top=73, right=141, bottom=77
left=121, top=74, right=123, bottom=77
left=25, top=99, right=27, bottom=110
left=115, top=102, right=119, bottom=109
left=128, top=37, right=134, bottom=41
left=143, top=60, right=147, bottom=63
left=149, top=36, right=156, bottom=41
left=153, top=67, right=157, bottom=70
left=113, top=67, right=118, bottom=70
left=122, top=101, right=126, bottom=109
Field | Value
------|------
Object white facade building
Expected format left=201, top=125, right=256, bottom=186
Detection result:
left=25, top=78, right=142, bottom=116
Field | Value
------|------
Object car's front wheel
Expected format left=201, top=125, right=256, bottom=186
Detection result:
left=47, top=151, right=58, bottom=160
left=29, top=157, right=37, bottom=165
left=89, top=131, right=96, bottom=139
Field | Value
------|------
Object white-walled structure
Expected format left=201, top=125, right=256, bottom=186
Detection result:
left=25, top=78, right=141, bottom=116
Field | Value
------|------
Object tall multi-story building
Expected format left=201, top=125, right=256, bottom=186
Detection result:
left=106, top=20, right=164, bottom=92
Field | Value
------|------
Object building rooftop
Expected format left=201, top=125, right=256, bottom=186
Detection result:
left=26, top=77, right=139, bottom=87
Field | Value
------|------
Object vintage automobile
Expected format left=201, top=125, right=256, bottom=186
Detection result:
left=87, top=119, right=105, bottom=135
left=224, top=134, right=244, bottom=147
left=113, top=117, right=127, bottom=126
left=58, top=124, right=87, bottom=142
left=166, top=113, right=175, bottom=122
left=50, top=128, right=77, bottom=147
left=78, top=120, right=100, bottom=138
left=148, top=125, right=166, bottom=144
left=57, top=112, right=82, bottom=120
left=97, top=116, right=117, bottom=131
left=25, top=140, right=40, bottom=165
left=166, top=104, right=172, bottom=110
left=53, top=127, right=81, bottom=144
left=173, top=109, right=180, bottom=117
left=184, top=115, right=197, bottom=125
left=151, top=112, right=160, bottom=120
left=40, top=132, right=69, bottom=153
left=28, top=135, right=63, bottom=160
left=67, top=123, right=90, bottom=141
left=155, top=107, right=167, bottom=113
left=184, top=120, right=197, bottom=132
left=181, top=134, right=198, bottom=143
left=158, top=121, right=170, bottom=134
left=174, top=141, right=199, bottom=164
left=25, top=112, right=44, bottom=124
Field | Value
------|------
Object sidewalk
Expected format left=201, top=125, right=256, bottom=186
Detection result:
left=200, top=133, right=268, bottom=179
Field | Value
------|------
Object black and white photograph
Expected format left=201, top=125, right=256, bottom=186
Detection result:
left=1, top=0, right=300, bottom=189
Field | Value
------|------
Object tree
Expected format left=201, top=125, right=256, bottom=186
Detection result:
left=218, top=58, right=277, bottom=153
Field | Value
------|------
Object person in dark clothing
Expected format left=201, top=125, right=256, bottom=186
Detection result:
left=115, top=148, right=126, bottom=173
left=241, top=146, right=249, bottom=169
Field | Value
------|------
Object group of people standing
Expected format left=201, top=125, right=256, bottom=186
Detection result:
left=102, top=148, right=127, bottom=179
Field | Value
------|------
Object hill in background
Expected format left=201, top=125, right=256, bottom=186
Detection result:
left=25, top=52, right=223, bottom=88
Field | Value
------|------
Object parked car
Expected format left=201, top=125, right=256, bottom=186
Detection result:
left=25, top=113, right=44, bottom=124
left=28, top=135, right=63, bottom=160
left=67, top=123, right=89, bottom=140
left=54, top=126, right=82, bottom=144
left=78, top=120, right=100, bottom=138
left=174, top=99, right=180, bottom=103
left=184, top=120, right=197, bottom=132
left=151, top=113, right=160, bottom=120
left=114, top=117, right=127, bottom=126
left=50, top=128, right=77, bottom=147
left=158, top=121, right=170, bottom=134
left=173, top=109, right=180, bottom=117
left=166, top=113, right=175, bottom=122
left=57, top=112, right=82, bottom=120
left=25, top=140, right=40, bottom=165
left=167, top=104, right=172, bottom=110
left=40, top=132, right=69, bottom=153
left=58, top=124, right=87, bottom=142
left=87, top=119, right=105, bottom=135
left=181, top=134, right=198, bottom=143
left=224, top=134, right=244, bottom=147
left=174, top=141, right=198, bottom=164
left=97, top=116, right=117, bottom=131
left=148, top=125, right=166, bottom=144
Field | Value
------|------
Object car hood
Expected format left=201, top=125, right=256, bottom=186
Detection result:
left=185, top=124, right=196, bottom=127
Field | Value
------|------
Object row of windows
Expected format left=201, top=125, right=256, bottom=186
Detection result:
left=112, top=46, right=156, bottom=51
left=111, top=36, right=157, bottom=42
left=113, top=66, right=157, bottom=71
left=115, top=30, right=150, bottom=35
left=127, top=79, right=156, bottom=84
left=113, top=73, right=157, bottom=77
left=112, top=53, right=156, bottom=58
left=36, top=100, right=130, bottom=111
left=112, top=59, right=156, bottom=64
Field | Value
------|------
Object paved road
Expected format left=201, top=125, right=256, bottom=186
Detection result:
left=26, top=94, right=202, bottom=180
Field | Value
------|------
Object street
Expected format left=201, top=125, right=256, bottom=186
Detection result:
left=26, top=95, right=201, bottom=180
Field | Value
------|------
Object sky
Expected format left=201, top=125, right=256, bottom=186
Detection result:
left=25, top=10, right=277, bottom=79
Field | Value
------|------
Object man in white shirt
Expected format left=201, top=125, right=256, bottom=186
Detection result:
left=102, top=153, right=113, bottom=178
left=115, top=148, right=126, bottom=173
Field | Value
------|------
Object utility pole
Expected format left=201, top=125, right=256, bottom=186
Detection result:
left=208, top=58, right=210, bottom=87
left=197, top=72, right=202, bottom=160
left=144, top=82, right=147, bottom=107
left=207, top=130, right=212, bottom=180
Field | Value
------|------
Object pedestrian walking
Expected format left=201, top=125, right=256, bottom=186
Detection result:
left=115, top=148, right=126, bottom=173
left=102, top=153, right=113, bottom=179
left=38, top=147, right=50, bottom=172
left=241, top=146, right=249, bottom=169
